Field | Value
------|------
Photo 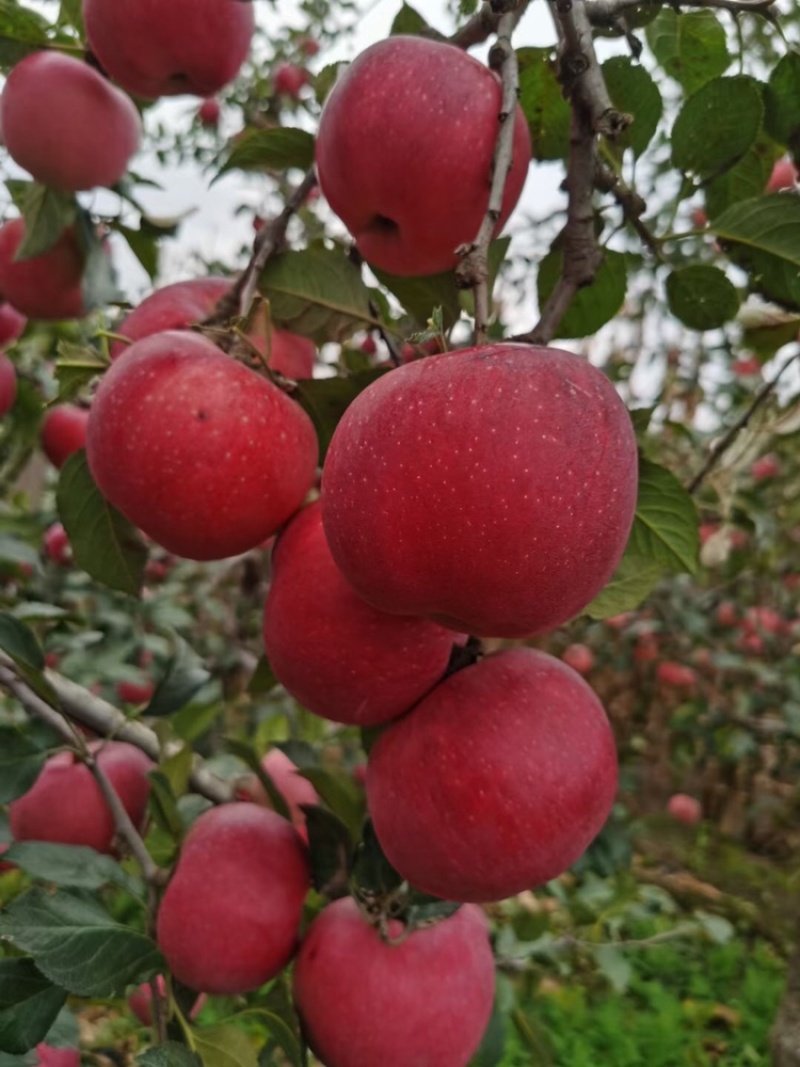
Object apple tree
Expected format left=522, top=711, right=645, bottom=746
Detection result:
left=0, top=0, right=797, bottom=1064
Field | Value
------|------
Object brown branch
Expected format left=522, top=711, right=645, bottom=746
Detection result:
left=595, top=159, right=663, bottom=258
left=687, top=349, right=798, bottom=495
left=86, top=754, right=161, bottom=883
left=448, top=0, right=533, bottom=50
left=587, top=0, right=779, bottom=24
left=455, top=10, right=521, bottom=344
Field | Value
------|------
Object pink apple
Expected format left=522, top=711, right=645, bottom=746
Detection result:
left=737, top=632, right=764, bottom=655
left=87, top=331, right=318, bottom=560
left=766, top=157, right=798, bottom=192
left=116, top=679, right=155, bottom=705
left=367, top=648, right=618, bottom=902
left=128, top=975, right=205, bottom=1026
left=0, top=302, right=26, bottom=347
left=235, top=747, right=320, bottom=839
left=656, top=662, right=698, bottom=690
left=732, top=356, right=760, bottom=376
left=110, top=277, right=316, bottom=378
left=716, top=601, right=737, bottom=627
left=83, top=0, right=255, bottom=99
left=0, top=353, right=16, bottom=416
left=0, top=220, right=85, bottom=320
left=157, top=804, right=309, bottom=994
left=273, top=63, right=308, bottom=98
left=561, top=643, right=595, bottom=675
left=264, top=503, right=459, bottom=725
left=743, top=606, right=784, bottom=636
left=9, top=741, right=153, bottom=854
left=293, top=897, right=495, bottom=1067
left=43, top=522, right=71, bottom=565
left=752, top=454, right=781, bottom=480
left=40, top=405, right=89, bottom=469
left=315, top=36, right=531, bottom=276
left=667, top=793, right=702, bottom=826
left=35, top=1047, right=80, bottom=1067
left=321, top=344, right=638, bottom=639
left=299, top=38, right=320, bottom=58
left=197, top=97, right=221, bottom=127
left=0, top=51, right=140, bottom=191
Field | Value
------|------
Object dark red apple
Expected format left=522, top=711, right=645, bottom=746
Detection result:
left=86, top=331, right=318, bottom=560
left=315, top=36, right=531, bottom=276
left=83, top=0, right=255, bottom=99
left=116, top=678, right=155, bottom=705
left=298, top=38, right=320, bottom=58
left=0, top=353, right=16, bottom=416
left=322, top=344, right=638, bottom=638
left=766, top=157, right=798, bottom=192
left=263, top=503, right=459, bottom=725
left=9, top=741, right=153, bottom=853
left=732, top=356, right=760, bottom=376
left=156, top=804, right=309, bottom=994
left=667, top=793, right=702, bottom=826
left=0, top=51, right=140, bottom=191
left=656, top=661, right=698, bottom=690
left=0, top=220, right=85, bottom=320
left=561, top=643, right=594, bottom=676
left=40, top=404, right=89, bottom=469
left=293, top=897, right=495, bottom=1067
left=367, top=648, right=618, bottom=902
left=0, top=302, right=26, bottom=347
left=43, top=522, right=71, bottom=565
left=197, top=97, right=220, bottom=127
left=274, top=63, right=308, bottom=97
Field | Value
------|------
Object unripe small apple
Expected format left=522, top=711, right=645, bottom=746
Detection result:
left=9, top=741, right=153, bottom=853
left=43, top=522, right=71, bottom=565
left=766, top=157, right=798, bottom=193
left=561, top=643, right=594, bottom=675
left=40, top=404, right=89, bottom=469
left=656, top=662, right=698, bottom=690
left=0, top=353, right=16, bottom=417
left=197, top=97, right=220, bottom=127
left=293, top=897, right=495, bottom=1067
left=667, top=793, right=702, bottom=826
left=0, top=302, right=26, bottom=347
left=0, top=51, right=141, bottom=191
left=157, top=804, right=310, bottom=994
left=0, top=220, right=85, bottom=321
left=273, top=63, right=308, bottom=98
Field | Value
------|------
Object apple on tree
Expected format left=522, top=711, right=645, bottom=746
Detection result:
left=234, top=747, right=321, bottom=840
left=667, top=793, right=703, bottom=826
left=293, top=897, right=495, bottom=1067
left=0, top=220, right=86, bottom=320
left=40, top=404, right=89, bottom=469
left=0, top=353, right=16, bottom=417
left=273, top=63, right=308, bottom=98
left=197, top=97, right=221, bottom=128
left=315, top=35, right=532, bottom=276
left=0, top=302, right=26, bottom=347
left=43, top=522, right=71, bottom=565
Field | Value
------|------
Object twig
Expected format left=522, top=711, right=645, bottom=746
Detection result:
left=687, top=349, right=798, bottom=495
left=595, top=159, right=663, bottom=259
left=455, top=11, right=521, bottom=344
left=449, top=0, right=533, bottom=50
left=86, top=754, right=161, bottom=883
left=587, top=0, right=778, bottom=23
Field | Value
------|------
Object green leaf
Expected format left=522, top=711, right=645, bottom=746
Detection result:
left=593, top=945, right=633, bottom=993
left=704, top=135, right=782, bottom=220
left=193, top=1026, right=258, bottom=1067
left=0, top=614, right=55, bottom=704
left=216, top=128, right=315, bottom=180
left=230, top=1009, right=301, bottom=1067
left=390, top=3, right=429, bottom=35
left=299, top=768, right=365, bottom=841
left=0, top=729, right=48, bottom=804
left=602, top=57, right=662, bottom=159
left=147, top=771, right=184, bottom=841
left=54, top=342, right=109, bottom=405
left=247, top=656, right=279, bottom=697
left=258, top=246, right=375, bottom=345
left=56, top=451, right=147, bottom=597
left=585, top=551, right=663, bottom=620
left=627, top=457, right=699, bottom=574
left=79, top=219, right=121, bottom=311
left=0, top=959, right=66, bottom=1056
left=764, top=52, right=800, bottom=153
left=711, top=194, right=800, bottom=310
left=224, top=738, right=291, bottom=821
left=3, top=842, right=144, bottom=898
left=537, top=250, right=627, bottom=338
left=645, top=10, right=730, bottom=96
left=15, top=187, right=78, bottom=261
left=302, top=806, right=352, bottom=899
left=0, top=1, right=49, bottom=65
left=145, top=637, right=210, bottom=718
left=293, top=368, right=390, bottom=462
left=666, top=265, right=739, bottom=330
left=370, top=267, right=461, bottom=331
left=111, top=223, right=160, bottom=280
left=41, top=1007, right=79, bottom=1051
left=671, top=76, right=763, bottom=180
left=138, top=1044, right=203, bottom=1067
left=0, top=888, right=162, bottom=997
left=350, top=819, right=403, bottom=902
left=470, top=1001, right=507, bottom=1067
left=517, top=48, right=571, bottom=161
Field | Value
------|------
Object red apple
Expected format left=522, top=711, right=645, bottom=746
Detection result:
left=667, top=793, right=702, bottom=826
left=293, top=897, right=495, bottom=1067
left=0, top=842, right=15, bottom=873
left=264, top=503, right=459, bottom=725
left=43, top=522, right=71, bottom=565
left=128, top=975, right=205, bottom=1026
left=298, top=38, right=320, bottom=58
left=0, top=220, right=85, bottom=320
left=366, top=648, right=618, bottom=902
left=752, top=454, right=781, bottom=480
left=321, top=344, right=637, bottom=639
left=87, top=331, right=318, bottom=560
left=732, top=356, right=760, bottom=376
left=633, top=636, right=659, bottom=664
left=40, top=404, right=89, bottom=469
left=690, top=208, right=708, bottom=228
left=360, top=336, right=377, bottom=355
left=83, top=0, right=255, bottom=100
left=0, top=51, right=140, bottom=192
left=156, top=804, right=309, bottom=994
left=235, top=748, right=320, bottom=839
left=116, top=679, right=155, bottom=705
left=197, top=97, right=220, bottom=127
left=656, top=661, right=698, bottom=690
left=561, top=643, right=595, bottom=676
left=9, top=741, right=153, bottom=853
left=716, top=601, right=737, bottom=627
left=0, top=353, right=16, bottom=416
left=0, top=302, right=26, bottom=347
left=35, top=1047, right=80, bottom=1067
left=274, top=63, right=308, bottom=97
left=737, top=632, right=764, bottom=655
left=315, top=36, right=531, bottom=276
left=766, top=157, right=798, bottom=192
left=743, top=605, right=784, bottom=636
left=110, top=277, right=316, bottom=378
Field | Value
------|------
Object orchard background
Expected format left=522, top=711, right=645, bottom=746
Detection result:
left=0, top=0, right=798, bottom=1064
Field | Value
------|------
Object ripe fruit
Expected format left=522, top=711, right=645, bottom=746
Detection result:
left=83, top=0, right=255, bottom=99
left=274, top=63, right=308, bottom=97
left=0, top=52, right=141, bottom=191
left=197, top=97, right=220, bottom=127
left=367, top=648, right=618, bottom=902
left=116, top=679, right=155, bottom=705
left=752, top=454, right=781, bottom=481
left=299, top=38, right=320, bottom=58
left=732, top=356, right=760, bottom=376
left=766, top=157, right=798, bottom=192
left=690, top=208, right=708, bottom=228
left=293, top=897, right=495, bottom=1067
left=656, top=662, right=698, bottom=690
left=40, top=405, right=89, bottom=469
left=0, top=302, right=26, bottom=347
left=128, top=975, right=205, bottom=1026
left=716, top=601, right=738, bottom=627
left=110, top=277, right=316, bottom=378
left=633, top=636, right=659, bottom=664
left=9, top=741, right=153, bottom=853
left=235, top=748, right=320, bottom=838
left=34, top=1047, right=79, bottom=1067
left=86, top=331, right=318, bottom=560
left=0, top=842, right=15, bottom=873
left=157, top=804, right=309, bottom=994
left=322, top=345, right=637, bottom=638
left=667, top=793, right=702, bottom=826
left=0, top=220, right=85, bottom=320
left=43, top=522, right=71, bottom=565
left=315, top=36, right=531, bottom=276
left=0, top=353, right=16, bottom=416
left=561, top=643, right=595, bottom=675
left=264, top=503, right=459, bottom=725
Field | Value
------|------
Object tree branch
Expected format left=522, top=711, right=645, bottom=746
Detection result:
left=595, top=159, right=663, bottom=259
left=587, top=0, right=779, bottom=24
left=448, top=0, right=533, bottom=50
left=687, top=349, right=798, bottom=495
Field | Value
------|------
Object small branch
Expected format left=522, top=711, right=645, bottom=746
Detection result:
left=687, top=349, right=798, bottom=495
left=86, top=752, right=161, bottom=883
left=595, top=159, right=663, bottom=259
left=587, top=0, right=779, bottom=24
left=449, top=0, right=533, bottom=50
